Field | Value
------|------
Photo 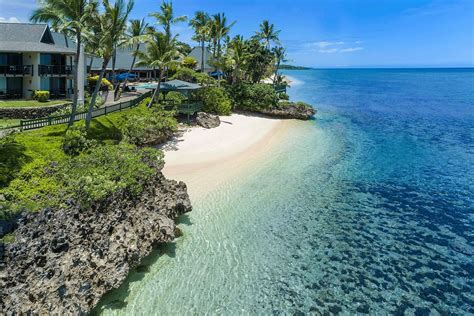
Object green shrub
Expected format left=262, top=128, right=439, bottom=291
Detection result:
left=32, top=90, right=50, bottom=102
left=87, top=75, right=113, bottom=90
left=61, top=126, right=96, bottom=156
left=227, top=83, right=278, bottom=111
left=0, top=135, right=31, bottom=188
left=160, top=91, right=187, bottom=104
left=279, top=101, right=313, bottom=110
left=171, top=67, right=197, bottom=82
left=182, top=56, right=198, bottom=69
left=120, top=107, right=177, bottom=146
left=279, top=92, right=289, bottom=100
left=1, top=143, right=164, bottom=215
left=200, top=87, right=232, bottom=115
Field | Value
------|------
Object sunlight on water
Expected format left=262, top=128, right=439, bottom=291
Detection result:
left=96, top=69, right=473, bottom=315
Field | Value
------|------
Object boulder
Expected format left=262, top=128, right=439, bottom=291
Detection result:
left=0, top=172, right=191, bottom=314
left=196, top=112, right=220, bottom=129
left=258, top=101, right=316, bottom=120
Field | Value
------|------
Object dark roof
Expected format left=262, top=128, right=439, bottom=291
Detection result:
left=0, top=23, right=76, bottom=54
left=161, top=79, right=201, bottom=91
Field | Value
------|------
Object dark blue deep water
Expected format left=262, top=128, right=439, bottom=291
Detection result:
left=100, top=69, right=473, bottom=315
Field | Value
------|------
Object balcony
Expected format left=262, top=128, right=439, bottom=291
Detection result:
left=0, top=65, right=33, bottom=76
left=38, top=65, right=74, bottom=76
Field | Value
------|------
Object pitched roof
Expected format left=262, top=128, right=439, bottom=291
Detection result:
left=161, top=79, right=202, bottom=91
left=89, top=45, right=150, bottom=71
left=0, top=23, right=76, bottom=54
left=188, top=46, right=213, bottom=70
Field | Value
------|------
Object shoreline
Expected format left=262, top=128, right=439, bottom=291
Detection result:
left=161, top=114, right=295, bottom=199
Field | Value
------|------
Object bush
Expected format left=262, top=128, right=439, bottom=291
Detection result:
left=200, top=87, right=232, bottom=115
left=1, top=143, right=164, bottom=214
left=32, top=90, right=50, bottom=102
left=121, top=106, right=178, bottom=146
left=87, top=75, right=113, bottom=91
left=182, top=56, right=198, bottom=69
left=61, top=126, right=96, bottom=156
left=159, top=91, right=187, bottom=105
left=279, top=101, right=313, bottom=110
left=227, top=83, right=278, bottom=111
left=279, top=92, right=289, bottom=100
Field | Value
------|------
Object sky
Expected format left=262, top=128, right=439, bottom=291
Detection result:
left=1, top=0, right=473, bottom=68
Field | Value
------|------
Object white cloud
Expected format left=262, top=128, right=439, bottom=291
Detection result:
left=312, top=41, right=344, bottom=48
left=340, top=47, right=364, bottom=53
left=0, top=17, right=21, bottom=23
left=318, top=48, right=339, bottom=53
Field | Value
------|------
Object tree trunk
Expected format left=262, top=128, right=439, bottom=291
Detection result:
left=68, top=33, right=81, bottom=127
left=148, top=68, right=162, bottom=108
left=273, top=60, right=280, bottom=84
left=86, top=58, right=109, bottom=130
left=88, top=56, right=94, bottom=75
left=200, top=40, right=205, bottom=72
left=119, top=43, right=140, bottom=99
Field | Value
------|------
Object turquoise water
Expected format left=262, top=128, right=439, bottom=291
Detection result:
left=98, top=69, right=474, bottom=314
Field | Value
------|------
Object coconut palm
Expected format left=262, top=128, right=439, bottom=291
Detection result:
left=30, top=0, right=98, bottom=127
left=189, top=11, right=210, bottom=72
left=256, top=20, right=280, bottom=50
left=85, top=0, right=134, bottom=130
left=211, top=13, right=235, bottom=64
left=135, top=31, right=182, bottom=107
left=272, top=46, right=287, bottom=83
left=117, top=18, right=149, bottom=98
left=149, top=1, right=187, bottom=37
left=227, top=35, right=246, bottom=84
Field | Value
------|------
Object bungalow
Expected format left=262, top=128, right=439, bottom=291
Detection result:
left=188, top=46, right=213, bottom=73
left=0, top=23, right=85, bottom=102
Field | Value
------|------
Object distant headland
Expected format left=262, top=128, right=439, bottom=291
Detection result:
left=279, top=64, right=313, bottom=70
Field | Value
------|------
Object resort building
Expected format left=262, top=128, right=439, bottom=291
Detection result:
left=0, top=23, right=85, bottom=101
left=188, top=46, right=213, bottom=73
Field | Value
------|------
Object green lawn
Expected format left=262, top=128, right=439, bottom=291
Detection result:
left=0, top=99, right=69, bottom=108
left=0, top=119, right=21, bottom=129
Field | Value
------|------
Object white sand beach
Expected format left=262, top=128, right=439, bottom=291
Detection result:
left=161, top=114, right=292, bottom=199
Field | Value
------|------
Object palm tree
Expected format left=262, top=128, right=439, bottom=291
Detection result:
left=211, top=13, right=235, bottom=65
left=256, top=20, right=280, bottom=50
left=149, top=1, right=186, bottom=37
left=227, top=35, right=246, bottom=84
left=272, top=46, right=287, bottom=83
left=135, top=31, right=182, bottom=108
left=189, top=11, right=210, bottom=72
left=30, top=0, right=98, bottom=127
left=85, top=0, right=134, bottom=130
left=117, top=18, right=149, bottom=99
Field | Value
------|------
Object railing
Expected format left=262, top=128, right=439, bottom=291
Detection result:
left=38, top=65, right=74, bottom=76
left=19, top=91, right=152, bottom=131
left=0, top=90, right=22, bottom=99
left=0, top=65, right=33, bottom=76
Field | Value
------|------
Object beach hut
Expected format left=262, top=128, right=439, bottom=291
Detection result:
left=159, top=79, right=203, bottom=121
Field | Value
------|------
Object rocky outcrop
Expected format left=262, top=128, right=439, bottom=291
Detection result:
left=0, top=103, right=70, bottom=119
left=196, top=112, right=220, bottom=128
left=0, top=172, right=191, bottom=314
left=258, top=102, right=316, bottom=120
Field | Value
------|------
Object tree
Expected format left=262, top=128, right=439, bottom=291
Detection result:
left=226, top=35, right=246, bottom=84
left=136, top=31, right=182, bottom=108
left=272, top=46, right=287, bottom=84
left=119, top=18, right=149, bottom=97
left=85, top=0, right=134, bottom=130
left=242, top=38, right=274, bottom=83
left=30, top=0, right=98, bottom=127
left=210, top=13, right=235, bottom=67
left=149, top=1, right=186, bottom=37
left=256, top=20, right=280, bottom=50
left=189, top=11, right=210, bottom=72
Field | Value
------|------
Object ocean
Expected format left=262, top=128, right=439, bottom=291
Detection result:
left=98, top=68, right=474, bottom=315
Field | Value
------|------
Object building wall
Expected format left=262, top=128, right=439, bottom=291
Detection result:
left=22, top=52, right=41, bottom=98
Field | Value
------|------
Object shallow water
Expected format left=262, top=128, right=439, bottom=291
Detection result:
left=97, top=68, right=474, bottom=314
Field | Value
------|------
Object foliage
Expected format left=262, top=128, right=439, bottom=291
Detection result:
left=61, top=126, right=97, bottom=156
left=279, top=101, right=313, bottom=110
left=87, top=75, right=113, bottom=91
left=177, top=41, right=192, bottom=55
left=32, top=90, right=50, bottom=102
left=199, top=87, right=232, bottom=115
left=279, top=92, right=289, bottom=100
left=171, top=67, right=197, bottom=82
left=0, top=100, right=66, bottom=108
left=0, top=135, right=31, bottom=187
left=227, top=83, right=278, bottom=110
left=160, top=91, right=187, bottom=104
left=1, top=143, right=164, bottom=216
left=120, top=105, right=177, bottom=146
left=255, top=20, right=281, bottom=49
left=182, top=56, right=198, bottom=69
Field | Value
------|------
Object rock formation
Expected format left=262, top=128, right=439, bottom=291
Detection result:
left=196, top=112, right=220, bottom=128
left=0, top=172, right=191, bottom=314
left=259, top=102, right=316, bottom=120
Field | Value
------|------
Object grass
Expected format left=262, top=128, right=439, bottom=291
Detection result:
left=0, top=119, right=21, bottom=129
left=0, top=99, right=69, bottom=108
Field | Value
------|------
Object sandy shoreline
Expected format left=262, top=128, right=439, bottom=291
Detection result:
left=161, top=114, right=292, bottom=199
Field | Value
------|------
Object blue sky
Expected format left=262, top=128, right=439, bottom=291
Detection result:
left=1, top=0, right=473, bottom=67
